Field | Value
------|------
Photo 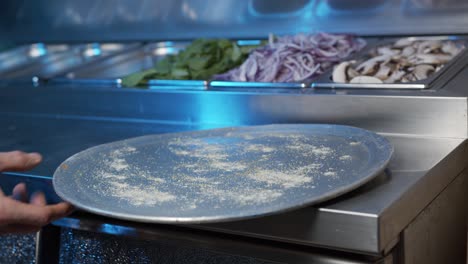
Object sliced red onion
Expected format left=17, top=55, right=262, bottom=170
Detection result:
left=214, top=33, right=365, bottom=82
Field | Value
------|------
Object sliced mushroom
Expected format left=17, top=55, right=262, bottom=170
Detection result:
left=405, top=73, right=418, bottom=82
left=346, top=67, right=360, bottom=79
left=332, top=61, right=352, bottom=83
left=374, top=64, right=391, bottom=81
left=417, top=40, right=442, bottom=54
left=390, top=54, right=402, bottom=62
left=336, top=38, right=463, bottom=85
left=414, top=53, right=453, bottom=64
left=394, top=38, right=414, bottom=48
left=441, top=42, right=461, bottom=56
left=355, top=54, right=391, bottom=75
left=401, top=46, right=416, bottom=57
left=396, top=58, right=413, bottom=68
left=377, top=46, right=400, bottom=56
left=413, top=64, right=434, bottom=80
left=384, top=70, right=406, bottom=83
left=350, top=76, right=383, bottom=84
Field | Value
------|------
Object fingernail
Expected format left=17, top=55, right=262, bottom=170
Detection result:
left=28, top=153, right=42, bottom=163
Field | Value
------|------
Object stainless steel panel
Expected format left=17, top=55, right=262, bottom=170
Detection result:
left=401, top=170, right=468, bottom=264
left=1, top=85, right=467, bottom=139
left=3, top=0, right=468, bottom=42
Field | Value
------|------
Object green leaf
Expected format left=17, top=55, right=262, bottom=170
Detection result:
left=187, top=56, right=211, bottom=70
left=231, top=44, right=242, bottom=62
left=154, top=57, right=173, bottom=74
left=121, top=38, right=262, bottom=87
left=121, top=68, right=158, bottom=87
left=171, top=67, right=190, bottom=78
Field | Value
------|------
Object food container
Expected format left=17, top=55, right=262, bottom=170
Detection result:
left=51, top=35, right=370, bottom=91
left=311, top=36, right=467, bottom=89
left=0, top=44, right=69, bottom=76
left=0, top=43, right=137, bottom=81
left=55, top=40, right=282, bottom=90
left=47, top=35, right=466, bottom=91
left=51, top=42, right=187, bottom=86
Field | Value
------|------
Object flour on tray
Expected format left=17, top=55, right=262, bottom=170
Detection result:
left=92, top=130, right=355, bottom=209
left=339, top=155, right=352, bottom=161
left=94, top=145, right=177, bottom=207
left=109, top=181, right=175, bottom=206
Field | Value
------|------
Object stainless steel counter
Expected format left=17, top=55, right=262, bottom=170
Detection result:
left=1, top=1, right=468, bottom=263
left=0, top=71, right=467, bottom=258
left=1, top=117, right=464, bottom=255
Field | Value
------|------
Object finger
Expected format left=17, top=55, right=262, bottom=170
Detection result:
left=11, top=183, right=28, bottom=202
left=5, top=199, right=74, bottom=226
left=30, top=192, right=47, bottom=206
left=45, top=202, right=75, bottom=222
left=0, top=187, right=4, bottom=197
left=1, top=199, right=52, bottom=226
left=0, top=151, right=42, bottom=172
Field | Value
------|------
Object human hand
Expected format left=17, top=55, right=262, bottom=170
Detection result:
left=0, top=151, right=74, bottom=235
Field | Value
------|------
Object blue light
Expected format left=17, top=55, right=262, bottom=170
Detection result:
left=147, top=80, right=206, bottom=87
left=315, top=0, right=333, bottom=18
left=210, top=81, right=304, bottom=89
left=29, top=43, right=47, bottom=57
left=84, top=44, right=102, bottom=57
left=98, top=223, right=138, bottom=236
left=91, top=48, right=101, bottom=56
left=237, top=40, right=262, bottom=46
left=195, top=92, right=247, bottom=130
left=161, top=41, right=175, bottom=47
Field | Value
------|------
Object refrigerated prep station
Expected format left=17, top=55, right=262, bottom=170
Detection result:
left=1, top=0, right=468, bottom=263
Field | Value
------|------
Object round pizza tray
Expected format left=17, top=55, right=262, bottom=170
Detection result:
left=53, top=124, right=393, bottom=224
